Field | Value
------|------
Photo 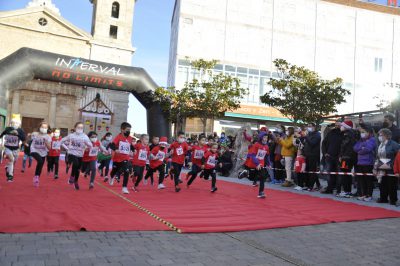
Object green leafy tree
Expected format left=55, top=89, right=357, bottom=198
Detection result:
left=260, top=59, right=350, bottom=125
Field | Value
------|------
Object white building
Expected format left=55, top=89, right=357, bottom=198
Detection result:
left=168, top=0, right=400, bottom=135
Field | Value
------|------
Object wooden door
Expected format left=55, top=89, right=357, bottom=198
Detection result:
left=21, top=117, right=43, bottom=135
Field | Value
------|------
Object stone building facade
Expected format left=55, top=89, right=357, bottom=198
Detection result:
left=0, top=0, right=136, bottom=136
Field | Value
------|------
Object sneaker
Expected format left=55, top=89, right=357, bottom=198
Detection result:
left=89, top=182, right=94, bottom=190
left=357, top=196, right=366, bottom=201
left=293, top=186, right=302, bottom=191
left=270, top=179, right=278, bottom=184
left=252, top=182, right=258, bottom=187
left=21, top=169, right=25, bottom=173
left=33, top=176, right=39, bottom=187
left=109, top=177, right=114, bottom=186
left=302, top=187, right=308, bottom=190
left=116, top=177, right=120, bottom=183
left=238, top=170, right=248, bottom=180
left=143, top=179, right=148, bottom=185
left=68, top=176, right=74, bottom=185
left=338, top=191, right=347, bottom=198
left=7, top=175, right=14, bottom=182
left=363, top=197, right=372, bottom=202
left=122, top=187, right=129, bottom=194
left=281, top=181, right=294, bottom=187
left=54, top=175, right=59, bottom=180
left=343, top=192, right=352, bottom=198
left=131, top=186, right=139, bottom=192
left=211, top=187, right=218, bottom=193
left=74, top=182, right=79, bottom=190
left=178, top=179, right=183, bottom=184
left=158, top=183, right=166, bottom=190
left=175, top=186, right=181, bottom=192
left=103, top=176, right=109, bottom=182
left=83, top=174, right=88, bottom=179
left=257, top=192, right=266, bottom=198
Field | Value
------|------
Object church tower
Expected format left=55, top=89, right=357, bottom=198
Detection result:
left=89, top=0, right=136, bottom=65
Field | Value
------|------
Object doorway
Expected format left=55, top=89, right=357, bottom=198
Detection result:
left=22, top=117, right=43, bottom=134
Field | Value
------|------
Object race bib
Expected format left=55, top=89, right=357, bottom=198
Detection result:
left=69, top=139, right=83, bottom=152
left=52, top=141, right=61, bottom=150
left=4, top=135, right=19, bottom=147
left=207, top=156, right=216, bottom=167
left=295, top=161, right=300, bottom=167
left=256, top=149, right=267, bottom=160
left=89, top=147, right=99, bottom=157
left=33, top=137, right=46, bottom=149
left=194, top=149, right=204, bottom=159
left=176, top=147, right=184, bottom=156
left=138, top=149, right=148, bottom=161
left=118, top=141, right=130, bottom=155
left=156, top=151, right=165, bottom=161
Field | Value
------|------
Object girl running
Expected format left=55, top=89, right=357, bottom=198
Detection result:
left=47, top=129, right=62, bottom=179
left=201, top=143, right=219, bottom=192
left=30, top=122, right=52, bottom=187
left=131, top=134, right=150, bottom=192
left=99, top=132, right=113, bottom=182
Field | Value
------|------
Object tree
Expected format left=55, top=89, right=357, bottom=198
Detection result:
left=260, top=59, right=350, bottom=125
left=154, top=59, right=248, bottom=136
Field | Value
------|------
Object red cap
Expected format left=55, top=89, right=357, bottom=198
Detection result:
left=159, top=136, right=168, bottom=146
left=341, top=120, right=353, bottom=129
left=260, top=127, right=267, bottom=132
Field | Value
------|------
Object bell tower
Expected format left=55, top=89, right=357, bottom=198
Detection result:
left=89, top=0, right=136, bottom=65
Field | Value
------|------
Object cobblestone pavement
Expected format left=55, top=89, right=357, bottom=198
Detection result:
left=1, top=218, right=399, bottom=266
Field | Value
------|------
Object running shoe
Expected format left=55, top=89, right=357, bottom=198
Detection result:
left=33, top=176, right=39, bottom=187
left=257, top=192, right=266, bottom=198
left=89, top=182, right=94, bottom=190
left=211, top=187, right=218, bottom=193
left=68, top=176, right=74, bottom=185
left=158, top=183, right=166, bottom=190
left=122, top=187, right=129, bottom=194
left=74, top=182, right=80, bottom=190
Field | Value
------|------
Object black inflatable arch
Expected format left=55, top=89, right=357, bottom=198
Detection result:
left=0, top=47, right=170, bottom=137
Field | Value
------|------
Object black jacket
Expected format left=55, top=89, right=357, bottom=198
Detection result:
left=303, top=131, right=321, bottom=158
left=339, top=129, right=357, bottom=161
left=322, top=128, right=343, bottom=159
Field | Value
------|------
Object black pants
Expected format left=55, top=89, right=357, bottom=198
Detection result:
left=187, top=164, right=203, bottom=185
left=172, top=162, right=183, bottom=186
left=31, top=152, right=46, bottom=177
left=68, top=155, right=83, bottom=182
left=274, top=159, right=285, bottom=181
left=380, top=175, right=398, bottom=204
left=99, top=158, right=111, bottom=176
left=355, top=165, right=374, bottom=197
left=47, top=156, right=59, bottom=175
left=145, top=164, right=165, bottom=184
left=110, top=161, right=131, bottom=187
left=326, top=157, right=339, bottom=192
left=336, top=160, right=354, bottom=193
left=306, top=156, right=319, bottom=189
left=81, top=160, right=97, bottom=183
left=203, top=168, right=217, bottom=188
left=216, top=162, right=232, bottom=176
left=133, top=165, right=145, bottom=187
left=245, top=166, right=266, bottom=193
left=297, top=173, right=307, bottom=187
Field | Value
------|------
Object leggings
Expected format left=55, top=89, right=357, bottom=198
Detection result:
left=69, top=154, right=83, bottom=182
left=47, top=156, right=59, bottom=175
left=203, top=168, right=217, bottom=188
left=133, top=165, right=145, bottom=187
left=110, top=160, right=131, bottom=187
left=187, top=164, right=203, bottom=186
left=99, top=158, right=111, bottom=176
left=144, top=164, right=166, bottom=184
left=172, top=162, right=183, bottom=186
left=4, top=148, right=19, bottom=176
left=246, top=166, right=266, bottom=193
left=82, top=160, right=97, bottom=183
left=31, top=152, right=46, bottom=177
left=355, top=165, right=374, bottom=197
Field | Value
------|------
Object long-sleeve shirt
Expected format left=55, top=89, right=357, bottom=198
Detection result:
left=61, top=133, right=92, bottom=158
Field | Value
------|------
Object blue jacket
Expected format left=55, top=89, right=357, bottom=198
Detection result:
left=353, top=137, right=376, bottom=166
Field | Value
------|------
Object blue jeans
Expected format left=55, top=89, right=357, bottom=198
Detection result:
left=22, top=154, right=32, bottom=170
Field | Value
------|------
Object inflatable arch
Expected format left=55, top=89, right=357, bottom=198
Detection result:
left=0, top=47, right=170, bottom=137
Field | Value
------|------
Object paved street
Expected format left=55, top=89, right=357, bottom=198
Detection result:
left=1, top=218, right=399, bottom=266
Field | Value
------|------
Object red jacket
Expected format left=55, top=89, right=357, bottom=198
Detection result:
left=149, top=145, right=166, bottom=169
left=294, top=155, right=306, bottom=173
left=112, top=134, right=133, bottom=162
left=170, top=141, right=189, bottom=165
left=132, top=143, right=150, bottom=167
left=83, top=141, right=101, bottom=162
left=191, top=145, right=208, bottom=166
left=48, top=136, right=62, bottom=157
left=203, top=151, right=218, bottom=170
left=245, top=142, right=269, bottom=169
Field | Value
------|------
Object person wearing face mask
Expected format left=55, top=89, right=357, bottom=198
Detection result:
left=321, top=120, right=344, bottom=194
left=201, top=143, right=220, bottom=193
left=30, top=122, right=52, bottom=187
left=241, top=131, right=270, bottom=198
left=146, top=137, right=169, bottom=190
left=303, top=123, right=321, bottom=191
left=21, top=133, right=33, bottom=173
left=0, top=114, right=26, bottom=182
left=46, top=129, right=62, bottom=180
left=143, top=136, right=161, bottom=185
left=108, top=122, right=134, bottom=194
left=187, top=135, right=208, bottom=188
left=81, top=131, right=108, bottom=189
left=169, top=131, right=189, bottom=192
left=353, top=126, right=376, bottom=201
left=60, top=122, right=93, bottom=190
left=98, top=133, right=113, bottom=182
left=216, top=144, right=233, bottom=177
left=375, top=128, right=399, bottom=205
left=277, top=127, right=296, bottom=187
left=381, top=114, right=400, bottom=143
left=131, top=134, right=150, bottom=192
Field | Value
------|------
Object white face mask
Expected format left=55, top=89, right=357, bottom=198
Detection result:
left=378, top=136, right=384, bottom=143
left=307, top=127, right=313, bottom=132
left=40, top=128, right=47, bottom=134
left=54, top=132, right=60, bottom=137
left=340, top=126, right=345, bottom=132
left=75, top=128, right=83, bottom=134
left=285, top=131, right=289, bottom=135
left=360, top=133, right=367, bottom=139
left=106, top=136, right=112, bottom=141
left=90, top=137, right=97, bottom=142
left=178, top=137, right=185, bottom=143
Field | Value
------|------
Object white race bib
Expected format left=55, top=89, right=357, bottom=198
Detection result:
left=194, top=149, right=204, bottom=159
left=138, top=149, right=148, bottom=161
left=33, top=137, right=46, bottom=150
left=118, top=141, right=130, bottom=155
left=295, top=160, right=300, bottom=167
left=89, top=147, right=99, bottom=157
left=256, top=149, right=267, bottom=160
left=176, top=147, right=184, bottom=156
left=207, top=156, right=216, bottom=167
left=156, top=151, right=165, bottom=161
left=52, top=141, right=61, bottom=150
left=4, top=135, right=19, bottom=147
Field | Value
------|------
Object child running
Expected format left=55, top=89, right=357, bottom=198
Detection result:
left=143, top=136, right=160, bottom=185
left=60, top=122, right=93, bottom=190
left=131, top=134, right=150, bottom=192
left=169, top=131, right=189, bottom=192
left=98, top=132, right=113, bottom=182
left=30, top=122, right=52, bottom=187
left=109, top=122, right=134, bottom=194
left=201, top=143, right=219, bottom=192
left=81, top=131, right=108, bottom=189
left=145, top=136, right=169, bottom=189
left=187, top=135, right=208, bottom=187
left=47, top=129, right=62, bottom=179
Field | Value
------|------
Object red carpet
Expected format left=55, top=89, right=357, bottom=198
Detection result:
left=1, top=158, right=399, bottom=233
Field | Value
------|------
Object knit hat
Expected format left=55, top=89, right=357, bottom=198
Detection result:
left=341, top=120, right=353, bottom=129
left=260, top=127, right=268, bottom=132
left=159, top=136, right=168, bottom=146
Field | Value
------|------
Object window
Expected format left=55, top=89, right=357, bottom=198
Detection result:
left=374, top=57, right=383, bottom=72
left=109, top=25, right=118, bottom=39
left=38, top=17, right=48, bottom=26
left=111, top=2, right=120, bottom=18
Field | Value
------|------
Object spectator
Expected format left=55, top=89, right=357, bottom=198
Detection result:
left=278, top=127, right=296, bottom=187
left=382, top=114, right=400, bottom=143
left=353, top=125, right=376, bottom=202
left=376, top=128, right=399, bottom=205
left=321, top=120, right=344, bottom=194
left=303, top=123, right=321, bottom=191
left=216, top=144, right=233, bottom=176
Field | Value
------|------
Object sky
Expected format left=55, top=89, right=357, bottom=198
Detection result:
left=0, top=0, right=175, bottom=133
